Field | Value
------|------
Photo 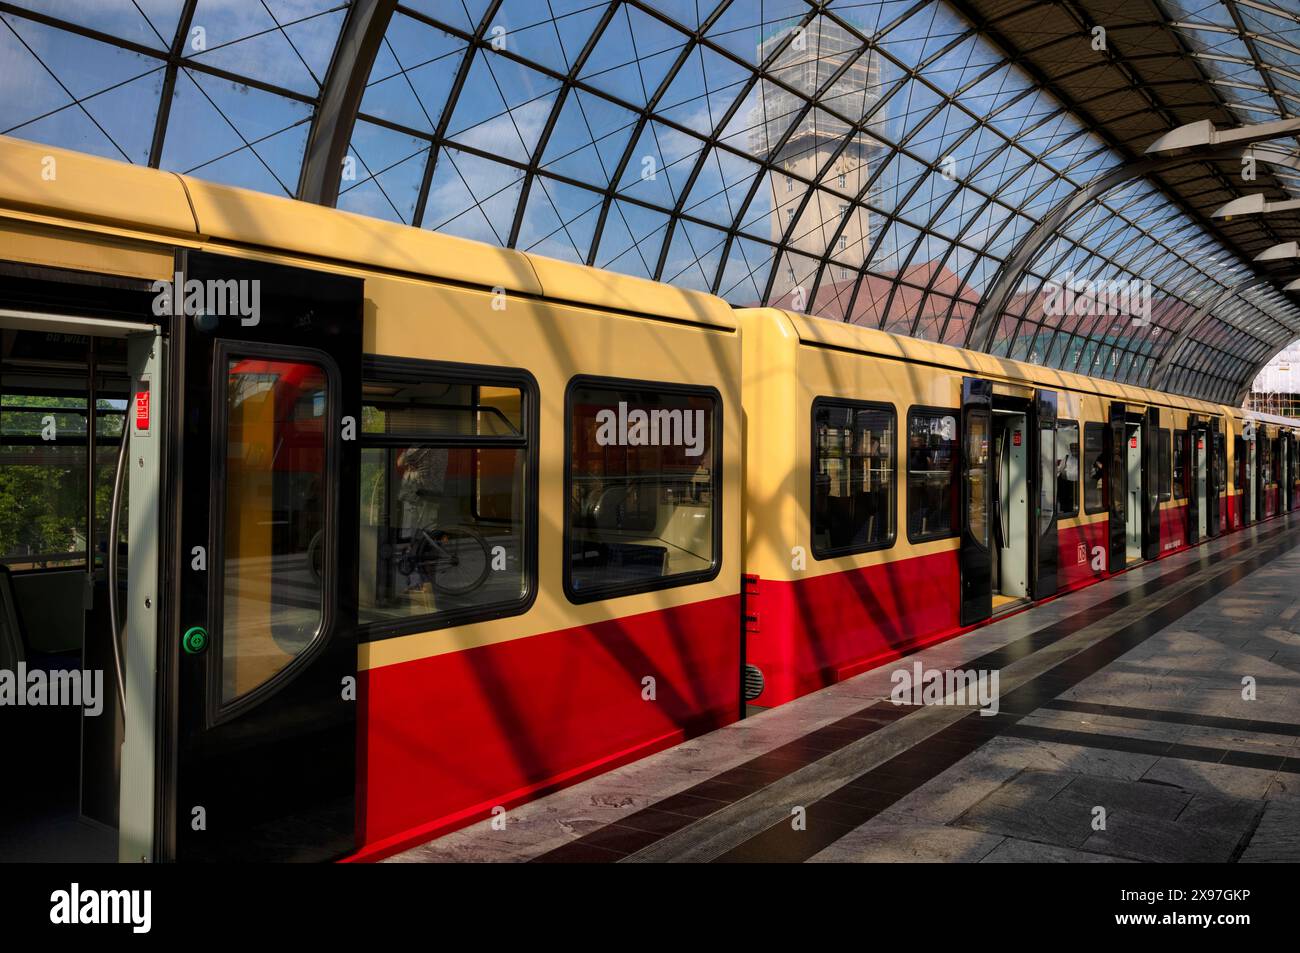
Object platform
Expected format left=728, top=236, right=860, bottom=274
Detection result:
left=392, top=517, right=1300, bottom=863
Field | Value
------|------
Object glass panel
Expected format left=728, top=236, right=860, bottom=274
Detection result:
left=1056, top=422, right=1079, bottom=517
left=358, top=446, right=526, bottom=623
left=907, top=411, right=956, bottom=541
left=1083, top=423, right=1105, bottom=514
left=221, top=358, right=327, bottom=705
left=964, top=410, right=989, bottom=548
left=1039, top=424, right=1056, bottom=537
left=814, top=401, right=896, bottom=554
left=1173, top=429, right=1187, bottom=500
left=1158, top=429, right=1171, bottom=502
left=569, top=385, right=717, bottom=595
left=361, top=380, right=523, bottom=437
left=358, top=368, right=530, bottom=627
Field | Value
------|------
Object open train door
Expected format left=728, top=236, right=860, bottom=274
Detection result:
left=1186, top=416, right=1201, bottom=545
left=1142, top=407, right=1160, bottom=560
left=1032, top=389, right=1058, bottom=599
left=164, top=251, right=362, bottom=862
left=1107, top=402, right=1127, bottom=573
left=1201, top=418, right=1211, bottom=535
left=960, top=377, right=994, bottom=626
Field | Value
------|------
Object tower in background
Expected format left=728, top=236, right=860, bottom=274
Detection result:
left=751, top=18, right=883, bottom=306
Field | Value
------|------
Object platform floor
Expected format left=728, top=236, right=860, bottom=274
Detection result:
left=391, top=515, right=1300, bottom=863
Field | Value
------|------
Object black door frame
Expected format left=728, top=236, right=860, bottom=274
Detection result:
left=1142, top=407, right=1160, bottom=560
left=1206, top=418, right=1221, bottom=538
left=161, top=250, right=362, bottom=862
left=1032, top=389, right=1058, bottom=600
left=1186, top=415, right=1201, bottom=545
left=1106, top=402, right=1126, bottom=573
left=959, top=377, right=993, bottom=626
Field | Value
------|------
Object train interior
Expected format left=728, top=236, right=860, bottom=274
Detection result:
left=1126, top=420, right=1144, bottom=564
left=991, top=406, right=1029, bottom=612
left=1196, top=434, right=1209, bottom=538
left=0, top=320, right=130, bottom=861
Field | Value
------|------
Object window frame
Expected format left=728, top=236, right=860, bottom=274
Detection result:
left=1158, top=428, right=1172, bottom=503
left=1083, top=421, right=1107, bottom=515
left=208, top=341, right=341, bottom=723
left=811, top=396, right=898, bottom=559
left=1173, top=428, right=1188, bottom=500
left=905, top=404, right=959, bottom=544
left=1056, top=418, right=1080, bottom=519
left=563, top=374, right=723, bottom=605
left=356, top=355, right=539, bottom=642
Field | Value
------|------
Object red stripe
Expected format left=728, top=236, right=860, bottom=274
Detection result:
left=351, top=592, right=741, bottom=858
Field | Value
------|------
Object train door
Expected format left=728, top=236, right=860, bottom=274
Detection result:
left=959, top=378, right=993, bottom=626
left=1186, top=418, right=1200, bottom=545
left=1195, top=431, right=1208, bottom=539
left=1255, top=429, right=1266, bottom=521
left=1124, top=418, right=1143, bottom=563
left=1141, top=408, right=1160, bottom=560
left=166, top=251, right=362, bottom=862
left=991, top=408, right=1029, bottom=612
left=1282, top=436, right=1291, bottom=513
left=1107, top=402, right=1127, bottom=573
left=1208, top=420, right=1222, bottom=537
left=1032, top=389, right=1058, bottom=600
left=0, top=309, right=160, bottom=863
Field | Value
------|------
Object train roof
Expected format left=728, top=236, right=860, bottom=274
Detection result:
left=747, top=307, right=1263, bottom=423
left=0, top=135, right=735, bottom=333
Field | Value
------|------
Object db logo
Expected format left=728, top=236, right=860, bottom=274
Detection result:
left=1076, top=543, right=1087, bottom=565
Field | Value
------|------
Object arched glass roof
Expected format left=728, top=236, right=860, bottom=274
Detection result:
left=4, top=0, right=1300, bottom=403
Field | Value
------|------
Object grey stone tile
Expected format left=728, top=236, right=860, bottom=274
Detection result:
left=809, top=817, right=1004, bottom=863
left=955, top=788, right=1096, bottom=848
left=1239, top=801, right=1300, bottom=862
left=1140, top=758, right=1278, bottom=800
left=1052, top=775, right=1192, bottom=820
left=979, top=837, right=1134, bottom=863
left=1080, top=812, right=1243, bottom=862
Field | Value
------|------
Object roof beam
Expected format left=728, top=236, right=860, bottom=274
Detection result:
left=1144, top=116, right=1300, bottom=157
left=968, top=147, right=1247, bottom=353
left=297, top=0, right=398, bottom=206
left=1213, top=193, right=1300, bottom=218
left=1256, top=242, right=1300, bottom=262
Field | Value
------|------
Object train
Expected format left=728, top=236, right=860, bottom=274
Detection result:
left=0, top=135, right=1295, bottom=863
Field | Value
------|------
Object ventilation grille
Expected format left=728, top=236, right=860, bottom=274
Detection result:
left=743, top=663, right=765, bottom=701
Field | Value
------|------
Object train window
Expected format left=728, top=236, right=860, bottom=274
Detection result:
left=220, top=357, right=328, bottom=705
left=357, top=360, right=534, bottom=634
left=1173, top=429, right=1187, bottom=500
left=813, top=398, right=896, bottom=557
left=1083, top=423, right=1106, bottom=514
left=1056, top=420, right=1079, bottom=518
left=566, top=379, right=720, bottom=601
left=1158, top=429, right=1171, bottom=502
left=1215, top=433, right=1226, bottom=493
left=906, top=409, right=957, bottom=542
left=0, top=387, right=128, bottom=571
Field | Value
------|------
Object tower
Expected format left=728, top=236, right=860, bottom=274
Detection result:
left=751, top=18, right=882, bottom=306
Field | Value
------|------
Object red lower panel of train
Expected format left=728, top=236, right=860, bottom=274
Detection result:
left=352, top=593, right=742, bottom=861
left=744, top=549, right=964, bottom=707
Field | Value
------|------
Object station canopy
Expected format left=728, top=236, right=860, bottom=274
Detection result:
left=4, top=0, right=1300, bottom=403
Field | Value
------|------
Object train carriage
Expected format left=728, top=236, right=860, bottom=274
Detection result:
left=1, top=136, right=1298, bottom=864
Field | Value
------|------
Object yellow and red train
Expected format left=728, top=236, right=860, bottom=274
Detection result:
left=0, top=136, right=1295, bottom=863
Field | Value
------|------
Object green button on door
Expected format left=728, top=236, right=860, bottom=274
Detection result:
left=182, top=625, right=208, bottom=655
